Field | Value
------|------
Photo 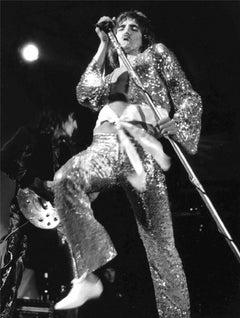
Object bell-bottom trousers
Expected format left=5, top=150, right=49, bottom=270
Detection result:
left=54, top=134, right=190, bottom=317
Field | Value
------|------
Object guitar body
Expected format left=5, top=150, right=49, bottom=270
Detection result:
left=17, top=188, right=60, bottom=229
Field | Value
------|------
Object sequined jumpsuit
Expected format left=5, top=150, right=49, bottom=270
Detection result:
left=54, top=43, right=202, bottom=317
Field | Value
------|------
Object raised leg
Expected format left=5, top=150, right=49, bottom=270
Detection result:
left=53, top=135, right=120, bottom=309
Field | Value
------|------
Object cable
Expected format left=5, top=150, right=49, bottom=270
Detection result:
left=0, top=220, right=30, bottom=244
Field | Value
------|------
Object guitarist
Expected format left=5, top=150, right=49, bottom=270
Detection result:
left=0, top=109, right=78, bottom=318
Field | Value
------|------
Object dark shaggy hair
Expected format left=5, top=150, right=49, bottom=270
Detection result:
left=37, top=109, right=76, bottom=136
left=108, top=10, right=156, bottom=68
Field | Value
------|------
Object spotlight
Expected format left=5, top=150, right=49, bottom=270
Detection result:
left=20, top=43, right=39, bottom=62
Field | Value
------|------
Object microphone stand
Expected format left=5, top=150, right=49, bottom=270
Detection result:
left=104, top=25, right=240, bottom=264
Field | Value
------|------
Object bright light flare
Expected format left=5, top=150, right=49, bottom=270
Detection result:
left=20, top=43, right=39, bottom=62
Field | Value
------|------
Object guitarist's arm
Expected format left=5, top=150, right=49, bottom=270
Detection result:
left=1, top=126, right=35, bottom=182
left=28, top=177, right=54, bottom=208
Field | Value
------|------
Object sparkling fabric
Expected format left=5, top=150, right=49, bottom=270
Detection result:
left=55, top=42, right=203, bottom=317
left=54, top=134, right=190, bottom=317
left=95, top=104, right=171, bottom=191
left=54, top=135, right=119, bottom=278
left=77, top=43, right=202, bottom=154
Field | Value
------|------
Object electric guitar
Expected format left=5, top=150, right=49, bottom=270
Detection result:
left=17, top=188, right=60, bottom=229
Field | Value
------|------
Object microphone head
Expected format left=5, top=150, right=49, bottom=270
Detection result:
left=95, top=20, right=115, bottom=32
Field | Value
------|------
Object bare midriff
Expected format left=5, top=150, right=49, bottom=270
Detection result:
left=94, top=67, right=130, bottom=135
left=93, top=101, right=128, bottom=135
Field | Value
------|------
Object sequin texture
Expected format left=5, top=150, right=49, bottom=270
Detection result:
left=60, top=42, right=203, bottom=317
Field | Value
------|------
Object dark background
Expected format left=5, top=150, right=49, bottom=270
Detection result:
left=1, top=1, right=240, bottom=317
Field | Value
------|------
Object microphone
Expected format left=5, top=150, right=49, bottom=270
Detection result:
left=95, top=20, right=115, bottom=32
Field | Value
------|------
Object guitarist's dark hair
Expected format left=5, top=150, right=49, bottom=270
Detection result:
left=37, top=109, right=76, bottom=136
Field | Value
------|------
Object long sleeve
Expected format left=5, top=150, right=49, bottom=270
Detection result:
left=154, top=43, right=202, bottom=154
left=76, top=59, right=110, bottom=112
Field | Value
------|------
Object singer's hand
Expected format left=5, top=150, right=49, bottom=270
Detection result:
left=95, top=16, right=115, bottom=44
left=156, top=117, right=177, bottom=138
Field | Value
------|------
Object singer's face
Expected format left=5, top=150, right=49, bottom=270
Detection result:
left=116, top=18, right=142, bottom=55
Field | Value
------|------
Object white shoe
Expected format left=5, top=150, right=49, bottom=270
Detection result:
left=54, top=273, right=103, bottom=310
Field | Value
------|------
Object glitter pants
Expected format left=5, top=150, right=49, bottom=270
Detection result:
left=54, top=134, right=190, bottom=317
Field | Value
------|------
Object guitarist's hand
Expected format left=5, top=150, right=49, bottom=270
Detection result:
left=38, top=197, right=49, bottom=210
left=29, top=177, right=54, bottom=204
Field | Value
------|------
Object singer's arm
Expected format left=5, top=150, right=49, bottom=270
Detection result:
left=93, top=16, right=115, bottom=68
left=93, top=18, right=110, bottom=69
left=93, top=41, right=108, bottom=70
left=155, top=43, right=202, bottom=155
left=76, top=17, right=112, bottom=111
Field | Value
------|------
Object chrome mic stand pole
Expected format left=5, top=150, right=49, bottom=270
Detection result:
left=104, top=25, right=240, bottom=264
